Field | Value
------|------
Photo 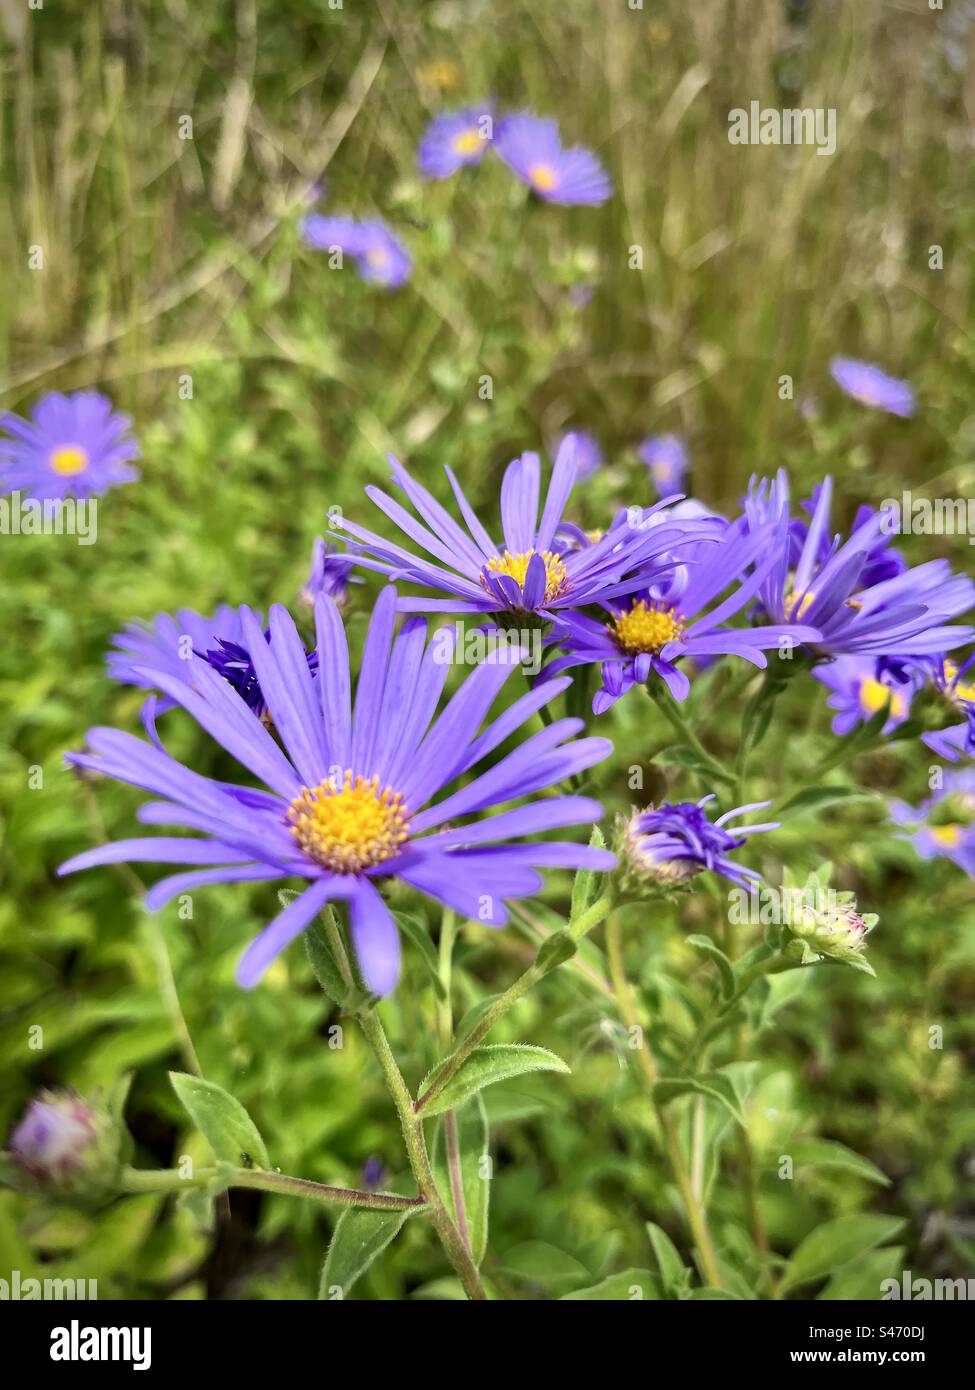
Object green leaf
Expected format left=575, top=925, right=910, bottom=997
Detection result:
left=778, top=786, right=872, bottom=817
left=417, top=1044, right=570, bottom=1118
left=318, top=1206, right=410, bottom=1299
left=535, top=929, right=577, bottom=977
left=818, top=1246, right=905, bottom=1300
left=561, top=1269, right=664, bottom=1300
left=686, top=935, right=736, bottom=999
left=303, top=907, right=351, bottom=1005
left=169, top=1072, right=270, bottom=1169
left=432, top=1096, right=490, bottom=1266
left=782, top=1214, right=905, bottom=1291
left=645, top=1222, right=691, bottom=1296
left=570, top=825, right=606, bottom=920
left=788, top=1139, right=890, bottom=1187
left=653, top=1072, right=745, bottom=1127
left=501, top=1240, right=590, bottom=1288
left=393, top=912, right=446, bottom=999
left=659, top=745, right=735, bottom=783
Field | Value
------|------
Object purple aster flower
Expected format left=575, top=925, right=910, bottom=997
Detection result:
left=621, top=796, right=778, bottom=890
left=638, top=435, right=687, bottom=498
left=546, top=519, right=819, bottom=711
left=355, top=221, right=413, bottom=288
left=796, top=486, right=907, bottom=591
left=494, top=113, right=612, bottom=206
left=300, top=214, right=412, bottom=289
left=829, top=357, right=916, bottom=417
left=0, top=390, right=140, bottom=500
left=812, top=654, right=915, bottom=736
left=889, top=768, right=975, bottom=875
left=335, top=434, right=718, bottom=620
left=418, top=104, right=494, bottom=179
left=60, top=588, right=615, bottom=996
left=298, top=536, right=359, bottom=610
left=744, top=471, right=975, bottom=659
left=108, top=605, right=261, bottom=735
left=921, top=652, right=975, bottom=761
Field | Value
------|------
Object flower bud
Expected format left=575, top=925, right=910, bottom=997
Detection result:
left=789, top=900, right=877, bottom=963
left=8, top=1090, right=122, bottom=1202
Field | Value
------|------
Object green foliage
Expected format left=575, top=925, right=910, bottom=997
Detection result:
left=1, top=0, right=973, bottom=1302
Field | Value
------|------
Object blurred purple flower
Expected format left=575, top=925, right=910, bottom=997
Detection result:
left=829, top=357, right=916, bottom=418
left=0, top=390, right=140, bottom=500
left=418, top=104, right=494, bottom=179
left=638, top=435, right=688, bottom=498
left=495, top=113, right=612, bottom=206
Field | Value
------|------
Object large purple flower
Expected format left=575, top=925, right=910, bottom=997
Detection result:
left=0, top=390, right=140, bottom=500
left=417, top=104, right=494, bottom=179
left=744, top=471, right=975, bottom=659
left=62, top=588, right=615, bottom=995
left=829, top=357, right=916, bottom=417
left=300, top=215, right=412, bottom=289
left=494, top=113, right=612, bottom=206
left=622, top=797, right=777, bottom=890
left=336, top=434, right=717, bottom=620
left=546, top=520, right=819, bottom=711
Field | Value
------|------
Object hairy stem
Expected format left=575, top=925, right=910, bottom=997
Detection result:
left=357, top=1006, right=487, bottom=1300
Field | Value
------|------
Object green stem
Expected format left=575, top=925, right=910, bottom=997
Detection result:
left=646, top=685, right=735, bottom=785
left=357, top=1007, right=487, bottom=1300
left=120, top=1164, right=426, bottom=1211
left=436, top=910, right=472, bottom=1255
left=415, top=891, right=614, bottom=1117
left=604, top=911, right=726, bottom=1291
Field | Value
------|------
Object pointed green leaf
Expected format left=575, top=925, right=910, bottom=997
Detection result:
left=686, top=935, right=736, bottom=999
left=303, top=906, right=351, bottom=1005
left=417, top=1044, right=570, bottom=1118
left=645, top=1222, right=691, bottom=1296
left=778, top=786, right=871, bottom=817
left=818, top=1246, right=905, bottom=1301
left=535, top=929, right=577, bottom=977
left=570, top=825, right=606, bottom=920
left=318, top=1206, right=410, bottom=1299
left=653, top=1072, right=745, bottom=1127
left=782, top=1214, right=905, bottom=1292
left=169, top=1073, right=270, bottom=1169
left=788, top=1139, right=890, bottom=1187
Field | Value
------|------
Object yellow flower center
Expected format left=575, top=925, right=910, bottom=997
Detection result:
left=287, top=772, right=410, bottom=874
left=452, top=129, right=482, bottom=156
left=943, top=660, right=975, bottom=704
left=612, top=601, right=684, bottom=655
left=49, top=445, right=89, bottom=476
left=930, top=824, right=963, bottom=848
left=529, top=163, right=557, bottom=192
left=365, top=246, right=389, bottom=269
left=484, top=549, right=569, bottom=605
left=785, top=588, right=815, bottom=620
left=859, top=677, right=905, bottom=720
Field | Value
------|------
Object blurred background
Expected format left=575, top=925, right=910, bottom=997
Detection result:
left=1, top=0, right=974, bottom=1299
